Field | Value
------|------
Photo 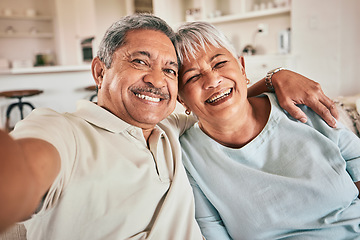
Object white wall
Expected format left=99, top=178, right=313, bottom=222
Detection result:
left=338, top=0, right=360, bottom=97
left=93, top=0, right=128, bottom=55
left=292, top=0, right=360, bottom=98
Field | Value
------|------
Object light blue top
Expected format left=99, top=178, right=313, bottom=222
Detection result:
left=180, top=93, right=360, bottom=240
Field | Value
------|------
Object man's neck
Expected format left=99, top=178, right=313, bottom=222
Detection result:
left=142, top=128, right=154, bottom=147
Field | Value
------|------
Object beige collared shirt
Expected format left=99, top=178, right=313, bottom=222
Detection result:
left=11, top=100, right=202, bottom=240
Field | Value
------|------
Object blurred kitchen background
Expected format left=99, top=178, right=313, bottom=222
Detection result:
left=0, top=0, right=359, bottom=129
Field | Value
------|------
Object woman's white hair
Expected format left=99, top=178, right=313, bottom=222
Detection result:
left=175, top=21, right=238, bottom=65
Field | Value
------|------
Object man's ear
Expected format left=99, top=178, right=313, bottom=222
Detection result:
left=91, top=57, right=106, bottom=89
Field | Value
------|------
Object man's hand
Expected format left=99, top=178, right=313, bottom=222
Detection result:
left=272, top=70, right=339, bottom=128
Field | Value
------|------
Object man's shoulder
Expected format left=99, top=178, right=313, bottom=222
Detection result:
left=159, top=113, right=197, bottom=136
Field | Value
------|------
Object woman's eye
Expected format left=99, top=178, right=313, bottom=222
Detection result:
left=187, top=74, right=200, bottom=83
left=213, top=61, right=228, bottom=69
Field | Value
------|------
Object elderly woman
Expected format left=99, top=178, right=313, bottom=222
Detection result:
left=175, top=22, right=360, bottom=240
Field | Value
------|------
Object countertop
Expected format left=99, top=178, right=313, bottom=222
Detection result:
left=0, top=65, right=91, bottom=75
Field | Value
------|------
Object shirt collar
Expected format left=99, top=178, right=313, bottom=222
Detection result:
left=73, top=100, right=137, bottom=133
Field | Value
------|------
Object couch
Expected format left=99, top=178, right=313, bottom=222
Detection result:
left=0, top=94, right=359, bottom=240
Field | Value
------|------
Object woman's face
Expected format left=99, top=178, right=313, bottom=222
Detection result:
left=178, top=43, right=248, bottom=125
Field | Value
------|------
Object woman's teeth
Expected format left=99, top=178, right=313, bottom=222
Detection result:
left=206, top=89, right=232, bottom=103
left=135, top=93, right=161, bottom=102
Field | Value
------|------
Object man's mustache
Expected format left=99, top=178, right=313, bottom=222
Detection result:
left=130, top=86, right=170, bottom=100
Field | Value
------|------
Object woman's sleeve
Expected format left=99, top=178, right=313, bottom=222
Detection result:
left=297, top=104, right=360, bottom=182
left=185, top=170, right=232, bottom=240
left=336, top=122, right=360, bottom=182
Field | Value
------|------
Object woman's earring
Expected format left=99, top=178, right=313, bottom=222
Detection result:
left=246, top=78, right=250, bottom=84
left=185, top=109, right=191, bottom=115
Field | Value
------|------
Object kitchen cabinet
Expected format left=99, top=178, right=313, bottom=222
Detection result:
left=0, top=15, right=53, bottom=39
left=153, top=0, right=290, bottom=26
left=154, top=0, right=291, bottom=53
left=0, top=0, right=97, bottom=67
left=0, top=0, right=56, bottom=68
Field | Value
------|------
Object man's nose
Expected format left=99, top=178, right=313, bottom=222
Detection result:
left=143, top=69, right=166, bottom=88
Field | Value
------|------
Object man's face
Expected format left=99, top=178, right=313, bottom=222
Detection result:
left=95, top=29, right=179, bottom=130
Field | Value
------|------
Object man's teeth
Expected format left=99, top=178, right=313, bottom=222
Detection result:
left=206, top=89, right=232, bottom=103
left=135, top=93, right=161, bottom=102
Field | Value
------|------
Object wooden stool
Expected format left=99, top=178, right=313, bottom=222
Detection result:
left=0, top=89, right=43, bottom=132
left=85, top=85, right=97, bottom=102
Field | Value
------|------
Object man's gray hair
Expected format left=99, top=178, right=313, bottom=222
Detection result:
left=175, top=21, right=238, bottom=64
left=97, top=13, right=177, bottom=68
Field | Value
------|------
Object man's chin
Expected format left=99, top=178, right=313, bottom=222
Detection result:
left=130, top=113, right=170, bottom=128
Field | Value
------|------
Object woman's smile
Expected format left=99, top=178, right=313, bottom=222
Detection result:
left=206, top=88, right=233, bottom=104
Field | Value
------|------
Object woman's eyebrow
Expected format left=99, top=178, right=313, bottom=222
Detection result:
left=210, top=53, right=224, bottom=62
left=182, top=68, right=196, bottom=75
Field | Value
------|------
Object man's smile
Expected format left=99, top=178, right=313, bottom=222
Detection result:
left=134, top=93, right=161, bottom=102
left=130, top=86, right=170, bottom=103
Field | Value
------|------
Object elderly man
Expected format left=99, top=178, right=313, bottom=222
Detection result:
left=0, top=14, right=337, bottom=239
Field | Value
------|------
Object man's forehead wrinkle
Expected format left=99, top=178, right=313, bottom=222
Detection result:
left=126, top=51, right=150, bottom=58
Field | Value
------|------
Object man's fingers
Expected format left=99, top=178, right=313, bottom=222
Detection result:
left=301, top=94, right=338, bottom=128
left=320, top=97, right=339, bottom=120
left=330, top=104, right=339, bottom=120
left=279, top=97, right=338, bottom=128
left=310, top=103, right=337, bottom=128
left=279, top=100, right=308, bottom=123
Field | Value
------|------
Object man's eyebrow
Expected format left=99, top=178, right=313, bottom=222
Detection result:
left=168, top=61, right=178, bottom=70
left=134, top=51, right=178, bottom=69
left=131, top=51, right=150, bottom=58
left=131, top=50, right=178, bottom=69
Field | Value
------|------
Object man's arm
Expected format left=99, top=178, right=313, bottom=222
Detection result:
left=248, top=69, right=339, bottom=128
left=0, top=130, right=60, bottom=233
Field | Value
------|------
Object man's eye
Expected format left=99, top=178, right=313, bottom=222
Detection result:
left=132, top=59, right=146, bottom=65
left=164, top=69, right=177, bottom=76
left=213, top=61, right=228, bottom=69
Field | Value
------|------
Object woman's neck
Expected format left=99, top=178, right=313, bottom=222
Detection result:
left=198, top=97, right=271, bottom=148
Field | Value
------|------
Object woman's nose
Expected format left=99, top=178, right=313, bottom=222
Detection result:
left=203, top=72, right=221, bottom=89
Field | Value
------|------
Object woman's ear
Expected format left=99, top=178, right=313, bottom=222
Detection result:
left=238, top=56, right=245, bottom=71
left=91, top=57, right=105, bottom=89
left=238, top=56, right=249, bottom=82
left=177, top=95, right=186, bottom=107
left=177, top=95, right=191, bottom=114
